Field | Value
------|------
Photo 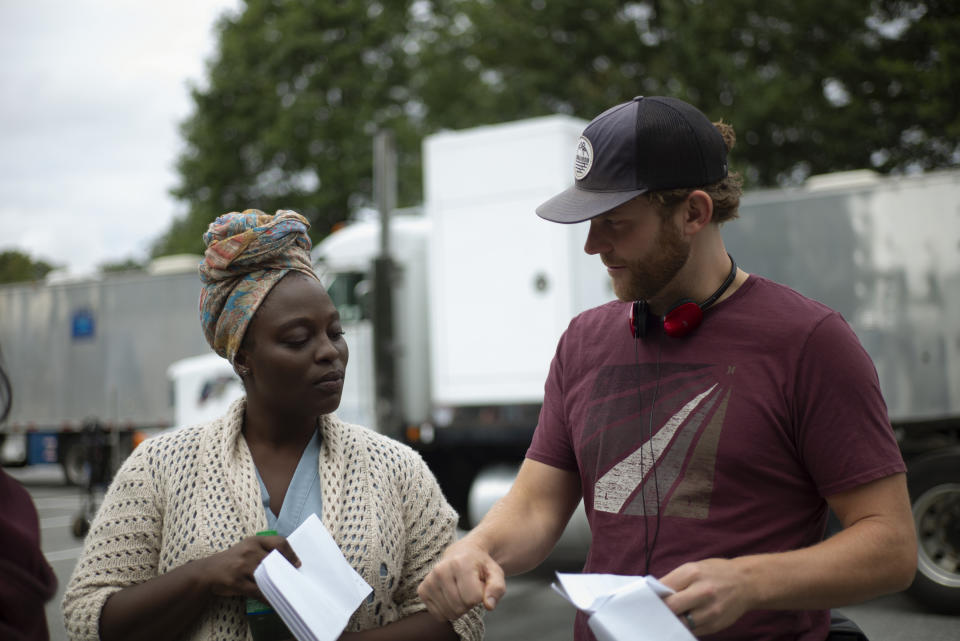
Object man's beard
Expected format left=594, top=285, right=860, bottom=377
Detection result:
left=609, top=221, right=691, bottom=302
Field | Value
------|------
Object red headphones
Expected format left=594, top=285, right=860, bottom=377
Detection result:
left=629, top=254, right=737, bottom=339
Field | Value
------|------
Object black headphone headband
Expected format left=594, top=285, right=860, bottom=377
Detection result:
left=698, top=253, right=738, bottom=312
left=629, top=254, right=737, bottom=339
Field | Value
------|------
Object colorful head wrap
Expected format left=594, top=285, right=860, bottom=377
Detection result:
left=199, top=209, right=319, bottom=364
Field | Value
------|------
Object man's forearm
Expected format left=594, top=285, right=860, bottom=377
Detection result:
left=417, top=460, right=582, bottom=621
left=465, top=500, right=559, bottom=577
left=663, top=473, right=917, bottom=636
left=468, top=464, right=581, bottom=576
left=736, top=514, right=916, bottom=611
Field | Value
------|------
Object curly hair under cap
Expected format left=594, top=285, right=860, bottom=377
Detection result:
left=645, top=121, right=744, bottom=223
left=198, top=209, right=319, bottom=364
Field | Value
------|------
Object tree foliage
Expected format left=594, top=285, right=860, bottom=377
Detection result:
left=157, top=0, right=959, bottom=257
left=415, top=0, right=960, bottom=184
left=157, top=0, right=428, bottom=256
left=0, top=250, right=55, bottom=284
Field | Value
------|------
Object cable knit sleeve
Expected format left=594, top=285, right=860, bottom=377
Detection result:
left=61, top=436, right=165, bottom=641
left=396, top=452, right=484, bottom=641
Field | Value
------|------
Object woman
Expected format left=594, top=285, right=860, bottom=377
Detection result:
left=62, top=210, right=482, bottom=641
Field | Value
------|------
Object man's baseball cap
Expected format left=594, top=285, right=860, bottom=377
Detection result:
left=536, top=96, right=728, bottom=224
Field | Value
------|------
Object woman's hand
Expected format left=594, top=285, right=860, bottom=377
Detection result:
left=199, top=534, right=301, bottom=598
left=99, top=534, right=299, bottom=641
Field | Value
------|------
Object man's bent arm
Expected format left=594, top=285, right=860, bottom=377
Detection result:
left=662, top=473, right=917, bottom=635
left=474, top=459, right=582, bottom=575
left=418, top=459, right=582, bottom=620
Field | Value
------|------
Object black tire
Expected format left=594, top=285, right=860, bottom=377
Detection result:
left=60, top=437, right=89, bottom=487
left=906, top=448, right=960, bottom=615
left=71, top=512, right=90, bottom=539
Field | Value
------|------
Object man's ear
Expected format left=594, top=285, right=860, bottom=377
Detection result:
left=682, top=190, right=714, bottom=233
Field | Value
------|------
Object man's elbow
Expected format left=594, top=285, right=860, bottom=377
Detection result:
left=886, top=521, right=919, bottom=593
left=895, top=539, right=919, bottom=593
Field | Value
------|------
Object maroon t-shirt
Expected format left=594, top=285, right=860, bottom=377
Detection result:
left=527, top=275, right=905, bottom=641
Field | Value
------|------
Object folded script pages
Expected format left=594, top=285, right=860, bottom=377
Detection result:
left=254, top=513, right=372, bottom=641
left=552, top=572, right=696, bottom=641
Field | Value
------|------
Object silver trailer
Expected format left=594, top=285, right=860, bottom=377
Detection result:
left=728, top=169, right=959, bottom=427
left=725, top=169, right=960, bottom=613
left=0, top=256, right=208, bottom=484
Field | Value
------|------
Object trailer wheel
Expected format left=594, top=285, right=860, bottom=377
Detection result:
left=71, top=513, right=90, bottom=539
left=907, top=449, right=960, bottom=614
left=61, top=438, right=88, bottom=487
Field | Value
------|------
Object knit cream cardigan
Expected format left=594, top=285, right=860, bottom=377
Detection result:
left=62, top=399, right=483, bottom=641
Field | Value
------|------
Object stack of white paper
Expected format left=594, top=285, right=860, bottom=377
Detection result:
left=552, top=572, right=695, bottom=641
left=254, top=513, right=373, bottom=641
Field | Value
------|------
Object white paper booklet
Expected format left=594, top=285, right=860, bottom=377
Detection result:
left=551, top=572, right=696, bottom=641
left=253, top=513, right=373, bottom=641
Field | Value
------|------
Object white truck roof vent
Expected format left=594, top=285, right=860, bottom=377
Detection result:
left=805, top=170, right=881, bottom=192
left=147, top=254, right=203, bottom=275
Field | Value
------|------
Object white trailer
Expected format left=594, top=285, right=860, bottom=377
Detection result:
left=314, top=117, right=604, bottom=542
left=423, top=116, right=610, bottom=407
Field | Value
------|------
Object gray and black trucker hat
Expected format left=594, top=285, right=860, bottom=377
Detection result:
left=536, top=96, right=728, bottom=224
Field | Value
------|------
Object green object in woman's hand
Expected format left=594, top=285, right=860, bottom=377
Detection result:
left=246, top=530, right=294, bottom=641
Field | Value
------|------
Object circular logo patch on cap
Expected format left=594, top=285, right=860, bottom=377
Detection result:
left=574, top=135, right=594, bottom=181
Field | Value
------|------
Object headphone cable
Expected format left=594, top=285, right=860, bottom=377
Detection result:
left=635, top=331, right=665, bottom=576
left=634, top=336, right=651, bottom=574
left=645, top=337, right=664, bottom=576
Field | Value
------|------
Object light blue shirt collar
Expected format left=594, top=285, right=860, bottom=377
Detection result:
left=254, top=429, right=323, bottom=537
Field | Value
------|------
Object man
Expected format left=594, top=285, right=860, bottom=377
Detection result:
left=418, top=96, right=917, bottom=640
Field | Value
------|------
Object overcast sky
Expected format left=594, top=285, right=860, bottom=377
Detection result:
left=0, top=0, right=240, bottom=275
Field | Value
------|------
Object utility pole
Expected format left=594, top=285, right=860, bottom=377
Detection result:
left=372, top=130, right=400, bottom=438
